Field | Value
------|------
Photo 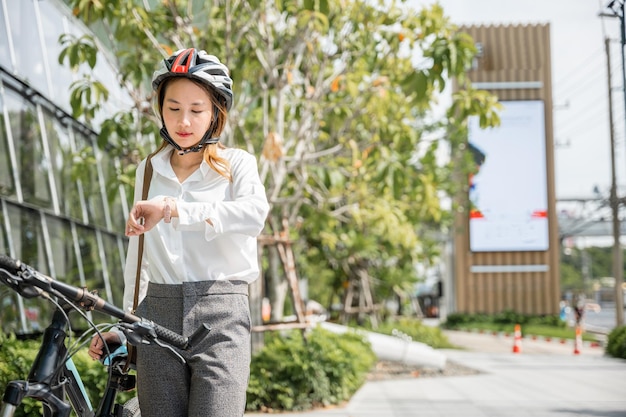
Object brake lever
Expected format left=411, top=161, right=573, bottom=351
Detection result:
left=0, top=267, right=43, bottom=299
left=119, top=321, right=186, bottom=364
left=152, top=339, right=186, bottom=364
left=119, top=321, right=156, bottom=347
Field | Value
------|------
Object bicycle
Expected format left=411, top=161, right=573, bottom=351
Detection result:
left=0, top=254, right=211, bottom=417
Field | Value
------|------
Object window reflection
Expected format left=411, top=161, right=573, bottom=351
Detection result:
left=76, top=224, right=104, bottom=291
left=74, top=131, right=107, bottom=228
left=5, top=90, right=53, bottom=208
left=46, top=215, right=95, bottom=330
left=6, top=202, right=52, bottom=333
left=91, top=57, right=123, bottom=130
left=75, top=224, right=110, bottom=326
left=0, top=201, right=9, bottom=255
left=0, top=92, right=16, bottom=198
left=6, top=0, right=48, bottom=95
left=38, top=0, right=74, bottom=111
left=0, top=286, right=21, bottom=334
left=101, top=232, right=124, bottom=307
left=0, top=0, right=11, bottom=73
left=43, top=109, right=85, bottom=220
left=47, top=216, right=81, bottom=288
left=100, top=150, right=126, bottom=232
left=0, top=200, right=21, bottom=334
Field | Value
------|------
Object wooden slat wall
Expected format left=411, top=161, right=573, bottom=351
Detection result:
left=453, top=24, right=560, bottom=315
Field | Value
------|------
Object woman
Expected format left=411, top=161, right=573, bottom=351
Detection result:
left=89, top=48, right=269, bottom=417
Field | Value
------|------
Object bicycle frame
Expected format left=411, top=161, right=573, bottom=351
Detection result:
left=1, top=303, right=135, bottom=417
left=0, top=254, right=210, bottom=417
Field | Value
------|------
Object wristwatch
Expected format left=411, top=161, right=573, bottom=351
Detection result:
left=163, top=197, right=174, bottom=223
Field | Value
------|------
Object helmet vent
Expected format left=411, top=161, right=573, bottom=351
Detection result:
left=170, top=48, right=196, bottom=73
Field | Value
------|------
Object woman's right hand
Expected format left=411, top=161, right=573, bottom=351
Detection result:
left=88, top=331, right=122, bottom=360
left=126, top=196, right=174, bottom=236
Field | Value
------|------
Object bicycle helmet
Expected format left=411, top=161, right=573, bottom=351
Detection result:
left=152, top=48, right=233, bottom=154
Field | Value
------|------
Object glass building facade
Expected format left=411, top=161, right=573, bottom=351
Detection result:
left=0, top=0, right=131, bottom=334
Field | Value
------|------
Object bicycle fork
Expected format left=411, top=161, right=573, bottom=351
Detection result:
left=1, top=380, right=72, bottom=417
left=1, top=308, right=92, bottom=417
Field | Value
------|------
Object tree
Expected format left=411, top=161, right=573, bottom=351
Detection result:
left=62, top=0, right=499, bottom=325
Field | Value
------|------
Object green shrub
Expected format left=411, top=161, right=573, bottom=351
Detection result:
left=443, top=310, right=562, bottom=329
left=440, top=311, right=600, bottom=342
left=4, top=326, right=373, bottom=415
left=0, top=333, right=41, bottom=417
left=443, top=312, right=490, bottom=328
left=246, top=326, right=376, bottom=412
left=606, top=325, right=626, bottom=359
left=0, top=332, right=135, bottom=416
left=375, top=317, right=455, bottom=348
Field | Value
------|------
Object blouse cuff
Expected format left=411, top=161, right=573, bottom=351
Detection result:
left=172, top=201, right=219, bottom=237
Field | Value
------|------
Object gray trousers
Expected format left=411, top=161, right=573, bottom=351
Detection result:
left=135, top=280, right=251, bottom=417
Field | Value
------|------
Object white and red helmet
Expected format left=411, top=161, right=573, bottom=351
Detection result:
left=153, top=48, right=233, bottom=153
left=152, top=48, right=233, bottom=111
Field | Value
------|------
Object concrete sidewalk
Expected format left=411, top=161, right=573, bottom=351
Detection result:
left=246, top=330, right=626, bottom=417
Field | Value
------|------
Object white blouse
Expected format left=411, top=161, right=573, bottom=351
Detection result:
left=122, top=145, right=270, bottom=312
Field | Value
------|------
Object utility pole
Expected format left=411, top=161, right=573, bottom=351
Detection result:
left=605, top=36, right=625, bottom=327
left=602, top=0, right=626, bottom=327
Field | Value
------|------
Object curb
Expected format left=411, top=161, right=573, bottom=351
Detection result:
left=460, top=328, right=604, bottom=349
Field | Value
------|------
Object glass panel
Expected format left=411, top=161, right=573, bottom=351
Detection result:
left=6, top=202, right=53, bottom=333
left=0, top=0, right=11, bottom=72
left=0, top=201, right=21, bottom=334
left=75, top=224, right=109, bottom=326
left=76, top=225, right=104, bottom=291
left=46, top=217, right=80, bottom=286
left=0, top=285, right=21, bottom=333
left=65, top=23, right=95, bottom=127
left=6, top=0, right=48, bottom=94
left=91, top=56, right=124, bottom=129
left=100, top=232, right=124, bottom=307
left=74, top=131, right=106, bottom=227
left=0, top=91, right=16, bottom=197
left=0, top=202, right=8, bottom=254
left=43, top=109, right=84, bottom=220
left=38, top=0, right=74, bottom=110
left=100, top=150, right=126, bottom=232
left=46, top=215, right=94, bottom=331
left=5, top=90, right=53, bottom=208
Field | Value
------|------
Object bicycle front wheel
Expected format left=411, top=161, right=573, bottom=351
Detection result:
left=121, top=397, right=140, bottom=417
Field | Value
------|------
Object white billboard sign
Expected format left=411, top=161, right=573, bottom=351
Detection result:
left=468, top=100, right=549, bottom=252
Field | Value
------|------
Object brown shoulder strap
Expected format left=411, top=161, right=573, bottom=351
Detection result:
left=132, top=154, right=155, bottom=312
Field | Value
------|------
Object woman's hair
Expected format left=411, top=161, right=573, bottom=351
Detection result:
left=156, top=77, right=232, bottom=181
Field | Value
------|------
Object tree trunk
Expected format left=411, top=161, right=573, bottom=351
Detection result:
left=267, top=245, right=288, bottom=321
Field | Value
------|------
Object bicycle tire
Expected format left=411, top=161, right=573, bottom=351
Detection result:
left=121, top=397, right=141, bottom=417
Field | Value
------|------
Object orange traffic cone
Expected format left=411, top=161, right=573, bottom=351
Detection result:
left=512, top=324, right=522, bottom=353
left=573, top=325, right=582, bottom=355
left=261, top=297, right=271, bottom=322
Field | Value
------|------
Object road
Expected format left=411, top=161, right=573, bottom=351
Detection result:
left=582, top=305, right=624, bottom=332
left=246, top=330, right=626, bottom=417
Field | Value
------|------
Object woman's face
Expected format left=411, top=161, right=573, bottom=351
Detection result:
left=162, top=78, right=214, bottom=150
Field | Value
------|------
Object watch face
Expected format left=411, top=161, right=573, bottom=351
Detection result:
left=164, top=198, right=173, bottom=223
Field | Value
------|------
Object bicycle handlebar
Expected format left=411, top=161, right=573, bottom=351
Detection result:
left=0, top=254, right=209, bottom=351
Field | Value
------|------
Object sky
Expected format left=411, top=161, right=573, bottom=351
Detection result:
left=409, top=0, right=623, bottom=202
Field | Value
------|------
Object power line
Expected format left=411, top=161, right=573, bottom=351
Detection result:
left=552, top=46, right=607, bottom=94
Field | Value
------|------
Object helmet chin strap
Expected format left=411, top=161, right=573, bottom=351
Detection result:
left=159, top=124, right=219, bottom=156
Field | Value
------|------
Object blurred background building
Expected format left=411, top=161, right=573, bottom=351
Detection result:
left=0, top=0, right=132, bottom=334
